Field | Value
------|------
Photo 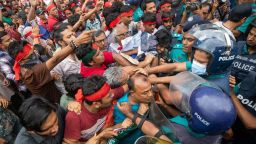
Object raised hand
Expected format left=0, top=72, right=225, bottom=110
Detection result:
left=74, top=30, right=95, bottom=45
left=29, top=0, right=38, bottom=7
left=137, top=103, right=149, bottom=115
left=95, top=0, right=104, bottom=12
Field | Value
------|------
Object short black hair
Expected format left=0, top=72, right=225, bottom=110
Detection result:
left=92, top=30, right=105, bottom=42
left=63, top=74, right=85, bottom=98
left=120, top=5, right=133, bottom=13
left=141, top=0, right=156, bottom=11
left=158, top=0, right=172, bottom=10
left=141, top=12, right=156, bottom=22
left=68, top=13, right=80, bottom=26
left=105, top=12, right=120, bottom=30
left=201, top=2, right=212, bottom=13
left=34, top=44, right=46, bottom=55
left=245, top=19, right=256, bottom=38
left=162, top=11, right=175, bottom=21
left=18, top=96, right=57, bottom=132
left=0, top=31, right=8, bottom=40
left=53, top=23, right=70, bottom=45
left=111, top=1, right=124, bottom=13
left=102, top=7, right=114, bottom=19
left=228, top=4, right=252, bottom=22
left=82, top=75, right=107, bottom=104
left=17, top=11, right=27, bottom=24
left=75, top=43, right=94, bottom=66
left=0, top=21, right=4, bottom=29
left=154, top=29, right=172, bottom=48
left=7, top=40, right=28, bottom=59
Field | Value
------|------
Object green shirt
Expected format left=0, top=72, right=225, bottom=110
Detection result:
left=169, top=44, right=188, bottom=63
left=133, top=7, right=144, bottom=22
left=236, top=3, right=256, bottom=33
left=2, top=17, right=12, bottom=25
left=60, top=94, right=74, bottom=110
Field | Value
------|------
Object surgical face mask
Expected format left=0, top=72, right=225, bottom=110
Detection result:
left=191, top=60, right=207, bottom=75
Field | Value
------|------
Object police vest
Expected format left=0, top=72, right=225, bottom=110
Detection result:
left=207, top=44, right=237, bottom=75
left=231, top=42, right=256, bottom=83
left=237, top=72, right=256, bottom=117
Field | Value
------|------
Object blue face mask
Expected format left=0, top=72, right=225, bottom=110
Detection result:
left=191, top=60, right=207, bottom=75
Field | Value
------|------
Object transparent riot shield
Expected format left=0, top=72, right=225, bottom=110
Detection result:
left=168, top=71, right=217, bottom=113
left=147, top=72, right=222, bottom=144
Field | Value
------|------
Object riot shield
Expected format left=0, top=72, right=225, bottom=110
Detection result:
left=168, top=71, right=219, bottom=113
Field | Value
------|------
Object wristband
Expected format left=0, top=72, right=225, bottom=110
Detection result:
left=70, top=40, right=78, bottom=50
left=154, top=130, right=164, bottom=138
left=137, top=114, right=147, bottom=129
left=132, top=113, right=140, bottom=124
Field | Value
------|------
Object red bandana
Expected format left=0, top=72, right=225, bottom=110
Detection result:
left=13, top=44, right=32, bottom=80
left=162, top=17, right=170, bottom=21
left=120, top=10, right=133, bottom=17
left=75, top=83, right=111, bottom=102
left=160, top=3, right=171, bottom=9
left=143, top=21, right=156, bottom=25
left=109, top=16, right=121, bottom=29
left=47, top=4, right=55, bottom=12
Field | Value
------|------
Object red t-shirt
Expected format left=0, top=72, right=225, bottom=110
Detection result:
left=80, top=52, right=114, bottom=78
left=47, top=15, right=59, bottom=32
left=64, top=87, right=124, bottom=141
left=64, top=105, right=110, bottom=141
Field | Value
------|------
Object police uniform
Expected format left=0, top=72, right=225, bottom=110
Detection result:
left=232, top=72, right=256, bottom=144
left=231, top=41, right=256, bottom=83
left=169, top=43, right=188, bottom=63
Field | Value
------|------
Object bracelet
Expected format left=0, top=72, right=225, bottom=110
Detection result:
left=70, top=40, right=78, bottom=50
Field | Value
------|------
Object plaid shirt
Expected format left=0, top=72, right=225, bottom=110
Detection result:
left=0, top=50, right=26, bottom=91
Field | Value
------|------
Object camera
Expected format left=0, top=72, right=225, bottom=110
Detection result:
left=186, top=1, right=201, bottom=12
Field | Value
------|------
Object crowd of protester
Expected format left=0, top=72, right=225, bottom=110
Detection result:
left=0, top=0, right=255, bottom=143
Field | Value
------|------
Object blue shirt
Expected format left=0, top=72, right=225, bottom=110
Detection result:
left=114, top=93, right=143, bottom=144
left=114, top=93, right=139, bottom=124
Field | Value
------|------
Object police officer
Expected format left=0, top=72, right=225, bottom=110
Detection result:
left=147, top=24, right=237, bottom=94
left=231, top=19, right=256, bottom=84
left=229, top=71, right=256, bottom=144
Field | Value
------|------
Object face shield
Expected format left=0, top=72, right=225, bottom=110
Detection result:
left=188, top=24, right=236, bottom=75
